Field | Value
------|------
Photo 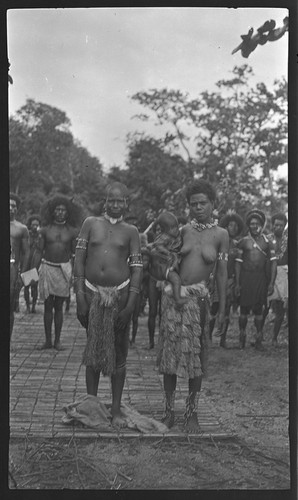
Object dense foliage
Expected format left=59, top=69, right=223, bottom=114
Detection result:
left=9, top=99, right=106, bottom=220
left=129, top=65, right=287, bottom=223
left=9, top=66, right=287, bottom=228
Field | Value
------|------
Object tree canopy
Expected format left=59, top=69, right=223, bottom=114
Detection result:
left=129, top=65, right=287, bottom=221
left=9, top=99, right=106, bottom=219
left=9, top=66, right=287, bottom=228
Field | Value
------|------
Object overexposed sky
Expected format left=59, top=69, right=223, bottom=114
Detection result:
left=7, top=7, right=288, bottom=171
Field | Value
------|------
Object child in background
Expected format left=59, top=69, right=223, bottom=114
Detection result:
left=147, top=212, right=187, bottom=308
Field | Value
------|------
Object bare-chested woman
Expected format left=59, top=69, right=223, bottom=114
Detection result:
left=10, top=193, right=30, bottom=338
left=157, top=180, right=228, bottom=432
left=74, top=182, right=142, bottom=428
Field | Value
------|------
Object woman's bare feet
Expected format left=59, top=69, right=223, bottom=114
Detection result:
left=161, top=410, right=175, bottom=429
left=184, top=412, right=200, bottom=433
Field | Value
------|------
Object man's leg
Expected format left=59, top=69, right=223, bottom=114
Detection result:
left=111, top=365, right=127, bottom=426
left=239, top=307, right=248, bottom=349
left=261, top=301, right=271, bottom=331
left=42, top=295, right=54, bottom=348
left=31, top=284, right=38, bottom=313
left=209, top=301, right=219, bottom=341
left=253, top=304, right=265, bottom=350
left=148, top=277, right=159, bottom=348
left=254, top=314, right=265, bottom=350
left=184, top=376, right=203, bottom=432
left=111, top=314, right=130, bottom=427
left=24, top=286, right=30, bottom=313
left=10, top=264, right=18, bottom=339
left=272, top=300, right=285, bottom=346
left=162, top=373, right=177, bottom=428
left=220, top=311, right=230, bottom=348
left=10, top=291, right=15, bottom=339
left=86, top=366, right=100, bottom=395
left=131, top=294, right=141, bottom=345
left=64, top=295, right=70, bottom=313
left=53, top=296, right=65, bottom=349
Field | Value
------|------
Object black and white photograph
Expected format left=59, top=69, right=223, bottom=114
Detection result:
left=7, top=5, right=294, bottom=493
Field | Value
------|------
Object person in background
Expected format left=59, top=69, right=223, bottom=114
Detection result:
left=38, top=195, right=82, bottom=350
left=265, top=212, right=288, bottom=346
left=235, top=208, right=277, bottom=350
left=209, top=210, right=244, bottom=347
left=24, top=214, right=42, bottom=314
left=130, top=233, right=150, bottom=345
left=10, top=192, right=30, bottom=337
left=147, top=221, right=162, bottom=350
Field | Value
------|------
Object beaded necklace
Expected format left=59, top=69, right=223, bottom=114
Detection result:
left=190, top=219, right=218, bottom=232
left=104, top=213, right=123, bottom=225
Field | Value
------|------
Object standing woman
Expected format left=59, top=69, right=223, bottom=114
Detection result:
left=157, top=180, right=228, bottom=432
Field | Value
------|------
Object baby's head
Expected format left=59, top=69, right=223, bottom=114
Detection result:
left=157, top=211, right=179, bottom=237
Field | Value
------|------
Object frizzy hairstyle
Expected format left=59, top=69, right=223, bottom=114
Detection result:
left=271, top=212, right=287, bottom=225
left=26, top=214, right=41, bottom=229
left=40, top=194, right=83, bottom=227
left=10, top=192, right=21, bottom=209
left=219, top=211, right=244, bottom=236
left=186, top=179, right=216, bottom=204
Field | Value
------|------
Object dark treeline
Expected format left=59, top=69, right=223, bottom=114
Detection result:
left=9, top=65, right=287, bottom=231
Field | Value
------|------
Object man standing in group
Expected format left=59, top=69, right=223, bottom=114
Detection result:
left=10, top=193, right=30, bottom=338
left=266, top=212, right=288, bottom=346
left=24, top=214, right=42, bottom=314
left=74, top=182, right=142, bottom=428
left=209, top=210, right=244, bottom=347
left=235, top=208, right=277, bottom=350
left=38, top=195, right=82, bottom=350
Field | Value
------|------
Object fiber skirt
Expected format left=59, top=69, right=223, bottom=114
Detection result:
left=156, top=282, right=210, bottom=379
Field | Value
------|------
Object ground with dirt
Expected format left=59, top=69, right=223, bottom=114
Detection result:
left=8, top=313, right=292, bottom=491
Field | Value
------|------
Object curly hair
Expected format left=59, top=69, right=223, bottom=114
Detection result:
left=40, top=194, right=84, bottom=227
left=219, top=210, right=244, bottom=236
left=26, top=214, right=41, bottom=229
left=186, top=179, right=216, bottom=204
left=271, top=212, right=287, bottom=225
left=10, top=192, right=21, bottom=209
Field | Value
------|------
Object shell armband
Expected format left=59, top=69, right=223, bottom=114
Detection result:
left=217, top=252, right=229, bottom=261
left=129, top=253, right=143, bottom=268
left=76, top=238, right=88, bottom=250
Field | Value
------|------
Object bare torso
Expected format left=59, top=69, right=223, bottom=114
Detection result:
left=10, top=220, right=29, bottom=267
left=179, top=224, right=228, bottom=285
left=40, top=224, right=78, bottom=263
left=83, top=217, right=137, bottom=287
left=238, top=235, right=269, bottom=272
